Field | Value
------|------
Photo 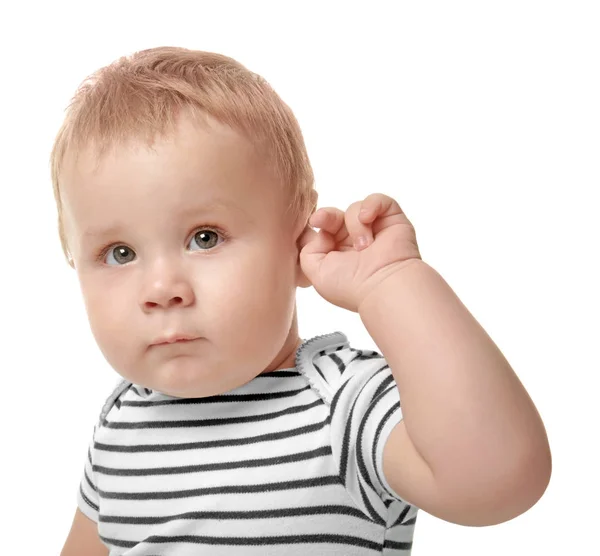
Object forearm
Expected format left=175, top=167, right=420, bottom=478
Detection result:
left=358, top=259, right=551, bottom=492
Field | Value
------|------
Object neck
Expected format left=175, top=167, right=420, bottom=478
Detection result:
left=261, top=309, right=302, bottom=373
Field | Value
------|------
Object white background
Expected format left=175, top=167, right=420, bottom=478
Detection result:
left=0, top=1, right=598, bottom=554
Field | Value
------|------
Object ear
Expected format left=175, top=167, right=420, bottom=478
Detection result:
left=295, top=227, right=312, bottom=288
left=295, top=242, right=312, bottom=288
left=295, top=190, right=318, bottom=289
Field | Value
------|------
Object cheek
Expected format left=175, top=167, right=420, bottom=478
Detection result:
left=79, top=277, right=133, bottom=351
left=243, top=252, right=296, bottom=314
left=207, top=250, right=296, bottom=320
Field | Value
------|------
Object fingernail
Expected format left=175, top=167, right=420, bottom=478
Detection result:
left=355, top=236, right=369, bottom=249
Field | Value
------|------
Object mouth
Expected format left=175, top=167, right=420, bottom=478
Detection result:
left=151, top=335, right=202, bottom=346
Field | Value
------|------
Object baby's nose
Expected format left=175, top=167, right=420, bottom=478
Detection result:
left=140, top=278, right=195, bottom=311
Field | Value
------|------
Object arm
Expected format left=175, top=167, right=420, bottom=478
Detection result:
left=61, top=508, right=108, bottom=556
left=358, top=259, right=552, bottom=526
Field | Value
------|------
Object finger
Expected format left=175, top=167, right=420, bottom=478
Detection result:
left=297, top=226, right=318, bottom=251
left=299, top=227, right=336, bottom=258
left=309, top=207, right=346, bottom=237
left=345, top=200, right=374, bottom=250
left=358, top=193, right=398, bottom=224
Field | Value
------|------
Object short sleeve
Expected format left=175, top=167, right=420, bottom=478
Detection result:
left=329, top=350, right=409, bottom=517
left=297, top=332, right=413, bottom=524
left=76, top=426, right=100, bottom=523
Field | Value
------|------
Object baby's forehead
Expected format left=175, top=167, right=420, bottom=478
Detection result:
left=59, top=118, right=296, bottom=224
left=62, top=153, right=287, bottom=225
left=65, top=121, right=274, bottom=183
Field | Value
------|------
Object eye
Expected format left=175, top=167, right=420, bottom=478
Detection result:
left=188, top=229, right=223, bottom=251
left=105, top=245, right=136, bottom=265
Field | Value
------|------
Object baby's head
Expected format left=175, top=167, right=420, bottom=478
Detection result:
left=50, top=47, right=317, bottom=397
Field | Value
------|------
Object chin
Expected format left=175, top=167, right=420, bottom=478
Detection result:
left=149, top=357, right=253, bottom=398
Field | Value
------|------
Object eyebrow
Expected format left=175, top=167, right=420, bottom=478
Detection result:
left=81, top=199, right=248, bottom=239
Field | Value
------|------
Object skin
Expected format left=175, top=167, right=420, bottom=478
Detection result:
left=302, top=197, right=552, bottom=526
left=60, top=115, right=551, bottom=554
left=60, top=114, right=312, bottom=399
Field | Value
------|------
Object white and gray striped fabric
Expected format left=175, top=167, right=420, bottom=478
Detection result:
left=78, top=331, right=418, bottom=555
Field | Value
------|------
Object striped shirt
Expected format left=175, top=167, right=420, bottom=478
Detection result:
left=78, top=331, right=418, bottom=555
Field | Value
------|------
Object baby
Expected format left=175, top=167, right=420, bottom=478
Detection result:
left=54, top=47, right=551, bottom=556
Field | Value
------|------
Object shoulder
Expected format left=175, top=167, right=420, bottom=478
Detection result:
left=296, top=331, right=388, bottom=404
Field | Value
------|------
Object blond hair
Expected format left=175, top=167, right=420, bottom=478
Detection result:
left=49, top=46, right=316, bottom=266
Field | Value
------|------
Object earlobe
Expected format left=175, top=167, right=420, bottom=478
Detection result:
left=294, top=191, right=319, bottom=289
left=296, top=267, right=312, bottom=289
left=295, top=223, right=314, bottom=289
left=295, top=226, right=312, bottom=289
left=296, top=265, right=312, bottom=289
